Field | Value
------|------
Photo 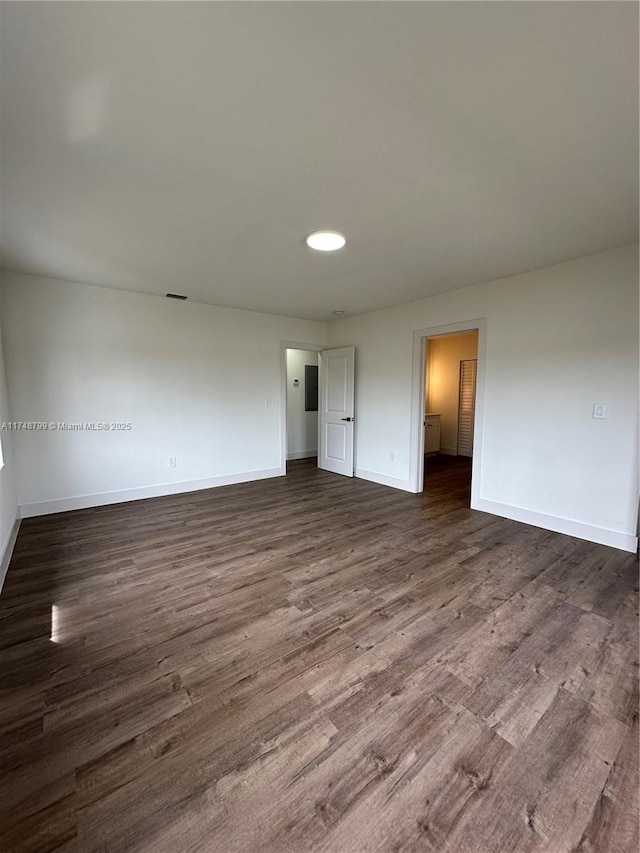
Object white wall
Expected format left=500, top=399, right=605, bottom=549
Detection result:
left=286, top=349, right=318, bottom=460
left=0, top=313, right=19, bottom=587
left=328, top=244, right=639, bottom=551
left=426, top=331, right=478, bottom=455
left=2, top=245, right=638, bottom=553
left=0, top=272, right=327, bottom=514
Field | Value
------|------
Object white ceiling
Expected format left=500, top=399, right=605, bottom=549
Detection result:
left=1, top=2, right=637, bottom=321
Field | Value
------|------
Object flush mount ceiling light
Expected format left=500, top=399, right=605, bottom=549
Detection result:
left=305, top=230, right=346, bottom=251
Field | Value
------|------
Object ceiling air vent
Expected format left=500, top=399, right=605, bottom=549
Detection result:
left=166, top=293, right=188, bottom=300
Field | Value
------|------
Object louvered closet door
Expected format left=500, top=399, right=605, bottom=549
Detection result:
left=457, top=359, right=477, bottom=457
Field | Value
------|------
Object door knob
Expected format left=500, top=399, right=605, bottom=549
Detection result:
left=341, top=417, right=353, bottom=422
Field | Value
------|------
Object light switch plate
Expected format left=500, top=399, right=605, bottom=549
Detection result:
left=592, top=403, right=607, bottom=419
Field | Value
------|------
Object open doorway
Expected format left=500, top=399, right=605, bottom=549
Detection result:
left=409, top=319, right=486, bottom=507
left=424, top=331, right=478, bottom=505
left=285, top=348, right=319, bottom=466
left=280, top=342, right=356, bottom=478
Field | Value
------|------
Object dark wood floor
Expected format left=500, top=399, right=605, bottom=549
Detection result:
left=0, top=457, right=638, bottom=852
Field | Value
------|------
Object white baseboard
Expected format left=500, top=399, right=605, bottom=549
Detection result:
left=355, top=468, right=414, bottom=492
left=0, top=511, right=21, bottom=593
left=287, top=451, right=317, bottom=461
left=472, top=497, right=638, bottom=553
left=17, top=469, right=636, bottom=555
left=20, top=467, right=285, bottom=519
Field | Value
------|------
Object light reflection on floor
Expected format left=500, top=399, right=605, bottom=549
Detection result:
left=50, top=602, right=60, bottom=643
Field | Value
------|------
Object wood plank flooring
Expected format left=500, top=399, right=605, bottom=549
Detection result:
left=0, top=456, right=638, bottom=852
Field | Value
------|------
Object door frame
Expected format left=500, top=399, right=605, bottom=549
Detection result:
left=279, top=340, right=325, bottom=474
left=408, top=319, right=487, bottom=506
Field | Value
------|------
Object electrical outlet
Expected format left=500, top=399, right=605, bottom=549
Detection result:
left=264, top=398, right=272, bottom=408
left=389, top=451, right=396, bottom=463
left=168, top=456, right=177, bottom=468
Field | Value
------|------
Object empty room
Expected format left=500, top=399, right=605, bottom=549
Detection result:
left=0, top=2, right=638, bottom=852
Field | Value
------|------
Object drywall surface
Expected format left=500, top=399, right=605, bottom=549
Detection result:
left=329, top=244, right=639, bottom=550
left=286, top=349, right=318, bottom=459
left=426, top=331, right=478, bottom=454
left=0, top=273, right=327, bottom=513
left=0, top=313, right=19, bottom=585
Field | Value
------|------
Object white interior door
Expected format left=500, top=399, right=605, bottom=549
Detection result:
left=318, top=346, right=355, bottom=477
